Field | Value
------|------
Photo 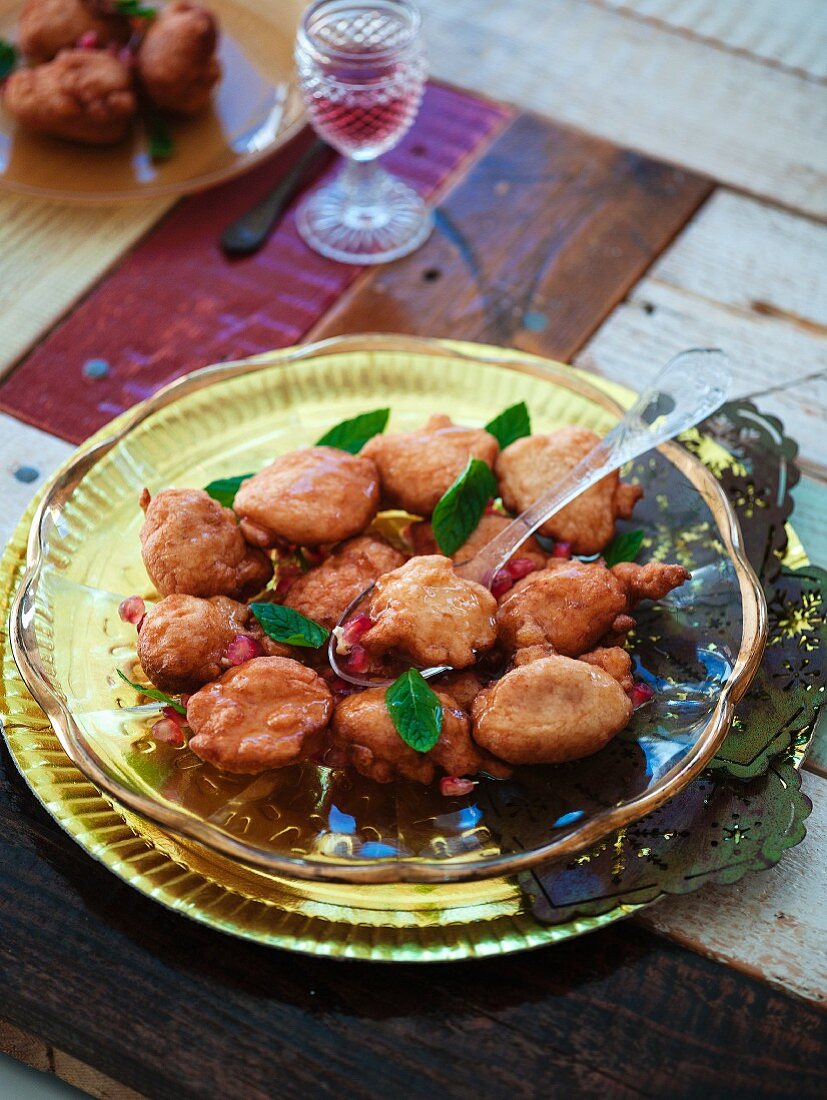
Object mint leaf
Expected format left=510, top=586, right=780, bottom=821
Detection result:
left=603, top=529, right=645, bottom=566
left=250, top=603, right=329, bottom=648
left=204, top=473, right=254, bottom=507
left=0, top=39, right=17, bottom=79
left=484, top=401, right=531, bottom=449
left=386, top=669, right=443, bottom=754
left=145, top=108, right=173, bottom=161
left=114, top=0, right=157, bottom=16
left=116, top=669, right=186, bottom=714
left=316, top=408, right=390, bottom=453
left=432, top=458, right=498, bottom=556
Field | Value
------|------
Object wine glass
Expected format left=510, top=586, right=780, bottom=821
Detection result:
left=294, top=0, right=432, bottom=264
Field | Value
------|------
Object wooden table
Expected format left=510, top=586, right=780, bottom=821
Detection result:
left=1, top=2, right=826, bottom=1096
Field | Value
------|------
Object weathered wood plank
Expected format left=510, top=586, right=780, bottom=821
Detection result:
left=0, top=199, right=172, bottom=381
left=600, top=0, right=827, bottom=81
left=636, top=768, right=827, bottom=1005
left=311, top=112, right=712, bottom=358
left=417, top=0, right=827, bottom=218
left=0, top=414, right=73, bottom=551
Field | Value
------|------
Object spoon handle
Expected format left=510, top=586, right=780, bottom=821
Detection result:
left=456, top=348, right=730, bottom=587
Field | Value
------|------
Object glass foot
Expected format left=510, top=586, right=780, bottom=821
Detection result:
left=296, top=170, right=433, bottom=265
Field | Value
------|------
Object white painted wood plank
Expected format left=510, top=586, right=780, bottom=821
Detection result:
left=0, top=414, right=73, bottom=550
left=650, top=190, right=827, bottom=329
left=576, top=280, right=827, bottom=470
left=0, top=197, right=171, bottom=380
left=600, top=0, right=827, bottom=80
left=636, top=769, right=827, bottom=1005
left=417, top=0, right=827, bottom=218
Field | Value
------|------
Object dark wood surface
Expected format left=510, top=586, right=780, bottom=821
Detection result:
left=2, top=105, right=825, bottom=1099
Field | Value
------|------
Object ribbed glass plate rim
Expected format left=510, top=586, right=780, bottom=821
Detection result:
left=8, top=335, right=768, bottom=884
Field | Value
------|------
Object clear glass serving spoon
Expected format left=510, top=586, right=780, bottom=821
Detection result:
left=329, top=347, right=730, bottom=687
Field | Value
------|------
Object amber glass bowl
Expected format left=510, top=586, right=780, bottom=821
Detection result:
left=9, top=335, right=766, bottom=884
left=0, top=0, right=306, bottom=202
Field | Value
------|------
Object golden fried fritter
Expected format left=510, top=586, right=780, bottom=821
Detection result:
left=233, top=447, right=380, bottom=549
left=410, top=512, right=547, bottom=568
left=496, top=427, right=643, bottom=554
left=18, top=0, right=130, bottom=63
left=187, top=657, right=333, bottom=774
left=362, top=414, right=498, bottom=516
left=432, top=670, right=487, bottom=712
left=137, top=594, right=291, bottom=694
left=472, top=654, right=633, bottom=765
left=4, top=49, right=136, bottom=145
left=578, top=646, right=634, bottom=694
left=136, top=0, right=221, bottom=114
left=331, top=688, right=510, bottom=784
left=361, top=555, right=497, bottom=669
left=283, top=534, right=406, bottom=630
left=497, top=558, right=690, bottom=658
left=140, top=487, right=272, bottom=599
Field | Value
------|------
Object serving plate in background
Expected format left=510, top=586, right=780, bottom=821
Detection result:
left=0, top=0, right=306, bottom=202
left=7, top=336, right=766, bottom=894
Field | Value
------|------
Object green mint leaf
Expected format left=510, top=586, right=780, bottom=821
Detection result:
left=146, top=109, right=173, bottom=161
left=204, top=473, right=254, bottom=508
left=432, top=457, right=498, bottom=556
left=484, top=401, right=531, bottom=449
left=603, top=529, right=645, bottom=567
left=250, top=603, right=329, bottom=648
left=315, top=408, right=390, bottom=454
left=386, top=669, right=443, bottom=754
left=116, top=669, right=186, bottom=714
left=114, top=0, right=157, bottom=16
left=0, top=39, right=18, bottom=80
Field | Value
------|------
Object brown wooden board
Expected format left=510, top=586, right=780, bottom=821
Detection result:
left=311, top=112, right=712, bottom=359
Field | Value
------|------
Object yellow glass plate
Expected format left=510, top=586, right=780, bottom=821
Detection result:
left=0, top=0, right=306, bottom=203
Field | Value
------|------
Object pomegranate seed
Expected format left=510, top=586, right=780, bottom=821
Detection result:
left=491, top=569, right=513, bottom=599
left=345, top=644, right=370, bottom=674
left=551, top=541, right=572, bottom=559
left=150, top=718, right=185, bottom=746
left=161, top=705, right=187, bottom=727
left=77, top=30, right=99, bottom=48
left=440, top=776, right=477, bottom=797
left=118, top=595, right=145, bottom=625
left=343, top=613, right=373, bottom=646
left=631, top=681, right=655, bottom=708
left=507, top=557, right=537, bottom=580
left=225, top=634, right=265, bottom=666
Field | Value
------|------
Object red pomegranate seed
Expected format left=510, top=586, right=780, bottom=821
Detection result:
left=631, top=681, right=655, bottom=708
left=161, top=705, right=187, bottom=727
left=118, top=595, right=145, bottom=625
left=551, top=541, right=572, bottom=559
left=343, top=613, right=373, bottom=646
left=507, top=557, right=537, bottom=580
left=225, top=634, right=265, bottom=666
left=150, top=718, right=185, bottom=746
left=77, top=30, right=99, bottom=48
left=491, top=569, right=513, bottom=599
left=440, top=776, right=477, bottom=797
left=345, top=644, right=370, bottom=674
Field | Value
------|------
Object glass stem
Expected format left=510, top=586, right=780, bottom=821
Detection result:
left=341, top=158, right=387, bottom=206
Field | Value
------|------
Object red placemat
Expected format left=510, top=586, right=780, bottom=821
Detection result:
left=0, top=84, right=509, bottom=444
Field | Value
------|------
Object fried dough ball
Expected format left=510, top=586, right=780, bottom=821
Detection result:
left=139, top=487, right=272, bottom=600
left=433, top=670, right=487, bottom=712
left=496, top=558, right=689, bottom=657
left=137, top=594, right=291, bottom=694
left=331, top=688, right=510, bottom=784
left=361, top=555, right=497, bottom=669
left=233, top=447, right=380, bottom=549
left=361, top=414, right=499, bottom=516
left=472, top=654, right=633, bottom=765
left=186, top=657, right=333, bottom=774
left=283, top=534, right=406, bottom=630
left=410, top=513, right=547, bottom=569
left=496, top=427, right=643, bottom=555
left=18, top=0, right=130, bottom=64
left=136, top=0, right=221, bottom=115
left=4, top=50, right=136, bottom=145
left=578, top=646, right=634, bottom=694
